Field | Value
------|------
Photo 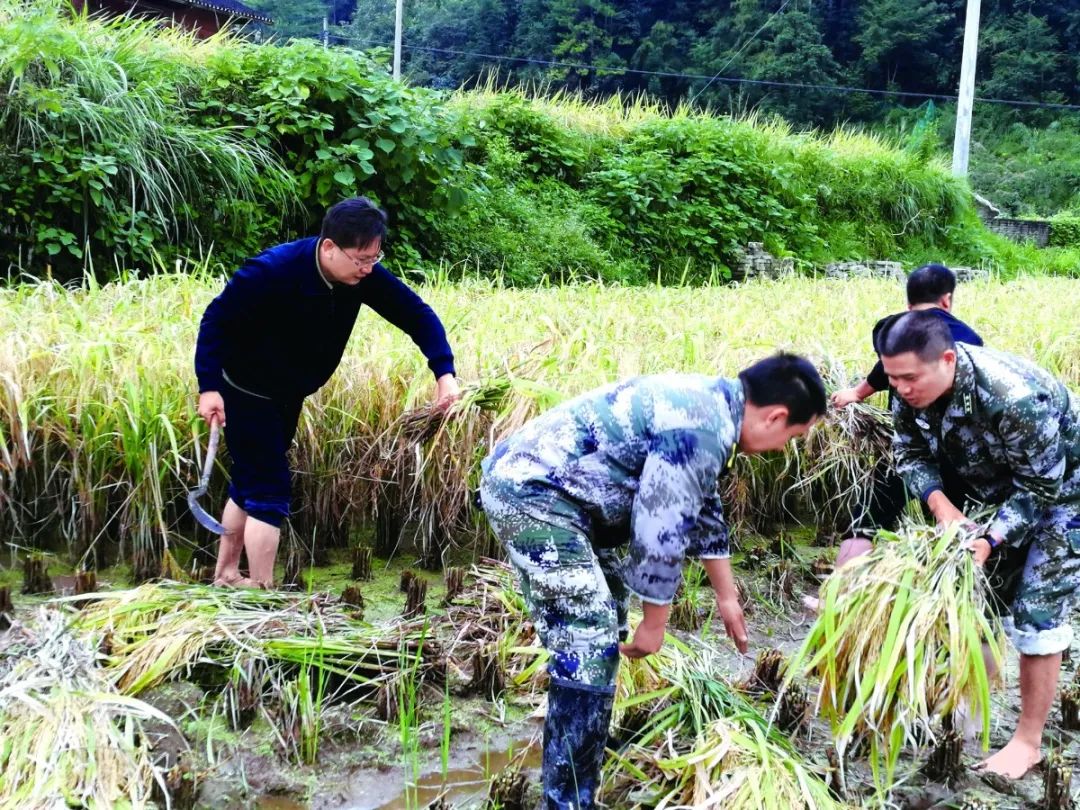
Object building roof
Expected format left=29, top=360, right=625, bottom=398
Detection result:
left=180, top=0, right=273, bottom=24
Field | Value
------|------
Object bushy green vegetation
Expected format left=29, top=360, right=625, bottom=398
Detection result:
left=8, top=1, right=1077, bottom=285
left=1050, top=212, right=1080, bottom=250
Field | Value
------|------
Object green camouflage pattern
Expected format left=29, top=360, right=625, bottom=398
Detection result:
left=893, top=344, right=1080, bottom=654
left=482, top=373, right=743, bottom=606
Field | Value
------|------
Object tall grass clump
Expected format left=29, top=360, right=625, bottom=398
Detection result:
left=450, top=87, right=1002, bottom=281
left=0, top=0, right=471, bottom=279
left=0, top=0, right=293, bottom=275
left=785, top=523, right=1006, bottom=795
left=2, top=4, right=1045, bottom=283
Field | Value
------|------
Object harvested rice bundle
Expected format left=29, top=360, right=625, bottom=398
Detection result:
left=785, top=523, right=1005, bottom=791
left=68, top=583, right=433, bottom=696
left=361, top=362, right=558, bottom=565
left=607, top=642, right=846, bottom=809
left=644, top=716, right=848, bottom=809
left=0, top=609, right=171, bottom=809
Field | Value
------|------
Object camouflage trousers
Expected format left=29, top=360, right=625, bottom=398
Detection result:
left=480, top=478, right=628, bottom=690
left=1001, top=506, right=1080, bottom=656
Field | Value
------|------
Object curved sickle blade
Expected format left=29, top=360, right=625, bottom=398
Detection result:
left=188, top=490, right=229, bottom=536
left=187, top=423, right=230, bottom=536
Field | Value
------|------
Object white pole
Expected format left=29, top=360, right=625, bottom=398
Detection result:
left=952, top=0, right=981, bottom=177
left=393, top=0, right=404, bottom=80
left=322, top=15, right=328, bottom=48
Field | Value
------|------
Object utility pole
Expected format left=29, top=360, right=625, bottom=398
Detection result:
left=322, top=15, right=328, bottom=48
left=951, top=0, right=981, bottom=177
left=393, top=0, right=404, bottom=80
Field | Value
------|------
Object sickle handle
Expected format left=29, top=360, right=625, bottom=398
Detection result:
left=199, top=423, right=220, bottom=490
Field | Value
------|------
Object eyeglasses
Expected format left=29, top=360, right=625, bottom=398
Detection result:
left=339, top=247, right=384, bottom=269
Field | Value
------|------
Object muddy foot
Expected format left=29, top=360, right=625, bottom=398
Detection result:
left=974, top=738, right=1042, bottom=780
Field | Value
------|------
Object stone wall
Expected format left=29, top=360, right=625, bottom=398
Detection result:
left=734, top=243, right=990, bottom=282
left=985, top=218, right=1051, bottom=247
left=734, top=242, right=795, bottom=280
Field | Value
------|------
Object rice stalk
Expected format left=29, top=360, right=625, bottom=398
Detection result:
left=442, top=560, right=544, bottom=687
left=792, top=360, right=893, bottom=536
left=0, top=609, right=173, bottom=809
left=65, top=583, right=438, bottom=697
left=4, top=274, right=1080, bottom=568
left=784, top=522, right=1005, bottom=795
left=605, top=641, right=846, bottom=809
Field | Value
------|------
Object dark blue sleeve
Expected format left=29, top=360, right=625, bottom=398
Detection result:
left=194, top=253, right=283, bottom=393
left=361, top=264, right=456, bottom=379
left=865, top=314, right=898, bottom=392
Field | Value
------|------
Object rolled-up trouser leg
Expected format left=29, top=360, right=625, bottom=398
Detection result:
left=1006, top=507, right=1080, bottom=656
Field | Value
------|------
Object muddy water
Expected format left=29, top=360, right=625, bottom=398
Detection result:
left=337, top=735, right=542, bottom=810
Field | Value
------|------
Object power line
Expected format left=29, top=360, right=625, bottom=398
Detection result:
left=689, top=0, right=794, bottom=104
left=325, top=33, right=1080, bottom=112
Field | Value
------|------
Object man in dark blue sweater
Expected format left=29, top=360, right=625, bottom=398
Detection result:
left=194, top=197, right=459, bottom=587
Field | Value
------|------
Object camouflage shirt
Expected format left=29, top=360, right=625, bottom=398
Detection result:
left=893, top=344, right=1080, bottom=547
left=482, top=374, right=744, bottom=605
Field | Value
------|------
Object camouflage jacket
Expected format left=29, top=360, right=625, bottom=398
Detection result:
left=482, top=374, right=744, bottom=605
left=893, top=344, right=1080, bottom=547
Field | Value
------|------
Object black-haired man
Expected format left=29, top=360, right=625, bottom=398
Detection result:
left=195, top=197, right=459, bottom=588
left=480, top=354, right=826, bottom=809
left=833, top=263, right=983, bottom=409
left=883, top=310, right=1080, bottom=779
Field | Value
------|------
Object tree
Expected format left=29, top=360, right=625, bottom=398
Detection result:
left=855, top=0, right=953, bottom=93
left=743, top=9, right=843, bottom=123
left=248, top=0, right=329, bottom=41
left=980, top=12, right=1065, bottom=102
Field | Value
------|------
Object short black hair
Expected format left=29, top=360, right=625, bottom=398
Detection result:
left=738, top=353, right=826, bottom=426
left=906, top=263, right=956, bottom=306
left=878, top=310, right=956, bottom=361
left=321, top=196, right=388, bottom=249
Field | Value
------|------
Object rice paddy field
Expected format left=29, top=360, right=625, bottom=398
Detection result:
left=4, top=272, right=1080, bottom=809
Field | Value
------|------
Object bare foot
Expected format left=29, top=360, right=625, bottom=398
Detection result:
left=231, top=577, right=269, bottom=589
left=801, top=595, right=820, bottom=614
left=975, top=738, right=1042, bottom=779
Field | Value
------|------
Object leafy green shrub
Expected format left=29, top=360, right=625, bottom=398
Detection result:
left=0, top=2, right=292, bottom=275
left=0, top=1, right=473, bottom=279
left=1050, top=214, right=1080, bottom=249
left=431, top=143, right=632, bottom=285
left=456, top=92, right=596, bottom=185
left=0, top=2, right=1049, bottom=284
left=192, top=40, right=473, bottom=267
